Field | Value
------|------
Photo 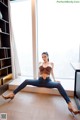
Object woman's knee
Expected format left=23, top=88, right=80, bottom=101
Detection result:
left=23, top=79, right=28, bottom=84
left=56, top=82, right=62, bottom=88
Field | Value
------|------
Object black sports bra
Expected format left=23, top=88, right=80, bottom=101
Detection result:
left=39, top=66, right=52, bottom=75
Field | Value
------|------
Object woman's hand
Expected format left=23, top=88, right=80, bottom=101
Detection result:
left=54, top=80, right=60, bottom=83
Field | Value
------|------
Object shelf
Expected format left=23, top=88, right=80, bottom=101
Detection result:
left=0, top=19, right=6, bottom=32
left=0, top=66, right=12, bottom=82
left=1, top=59, right=11, bottom=68
left=6, top=49, right=11, bottom=58
left=0, top=20, right=9, bottom=33
left=8, top=66, right=12, bottom=74
left=0, top=58, right=11, bottom=70
left=0, top=31, right=10, bottom=35
left=0, top=18, right=9, bottom=23
left=1, top=49, right=11, bottom=58
left=0, top=2, right=9, bottom=21
left=2, top=0, right=8, bottom=6
left=0, top=0, right=12, bottom=86
left=0, top=68, right=8, bottom=77
left=0, top=49, right=6, bottom=59
left=0, top=47, right=10, bottom=49
left=0, top=60, right=1, bottom=68
left=0, top=1, right=8, bottom=8
left=0, top=65, right=12, bottom=70
left=0, top=34, right=10, bottom=47
left=0, top=57, right=11, bottom=61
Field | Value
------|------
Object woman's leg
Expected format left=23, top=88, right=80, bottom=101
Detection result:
left=45, top=78, right=80, bottom=114
left=13, top=79, right=41, bottom=94
left=2, top=78, right=42, bottom=99
left=45, top=80, right=71, bottom=103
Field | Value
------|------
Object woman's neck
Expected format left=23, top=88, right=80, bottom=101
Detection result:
left=43, top=61, right=49, bottom=64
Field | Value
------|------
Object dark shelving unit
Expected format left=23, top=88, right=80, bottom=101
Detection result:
left=0, top=0, right=12, bottom=86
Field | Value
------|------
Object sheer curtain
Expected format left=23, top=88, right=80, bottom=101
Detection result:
left=10, top=0, right=33, bottom=78
left=8, top=0, right=20, bottom=79
left=37, top=0, right=80, bottom=79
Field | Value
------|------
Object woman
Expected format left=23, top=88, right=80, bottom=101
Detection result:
left=2, top=52, right=80, bottom=115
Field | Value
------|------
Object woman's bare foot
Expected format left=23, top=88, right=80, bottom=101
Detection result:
left=68, top=102, right=80, bottom=115
left=2, top=93, right=15, bottom=100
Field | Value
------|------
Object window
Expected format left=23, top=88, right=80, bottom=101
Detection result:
left=10, top=0, right=80, bottom=80
left=37, top=0, right=80, bottom=79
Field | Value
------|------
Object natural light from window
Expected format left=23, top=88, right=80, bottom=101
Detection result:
left=37, top=0, right=80, bottom=80
left=10, top=0, right=33, bottom=78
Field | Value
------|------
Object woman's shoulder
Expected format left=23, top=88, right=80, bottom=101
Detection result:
left=49, top=62, right=54, bottom=67
left=50, top=62, right=54, bottom=65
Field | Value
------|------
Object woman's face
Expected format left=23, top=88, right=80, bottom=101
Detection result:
left=42, top=54, right=48, bottom=62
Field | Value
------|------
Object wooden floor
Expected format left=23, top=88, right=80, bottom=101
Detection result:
left=0, top=91, right=80, bottom=120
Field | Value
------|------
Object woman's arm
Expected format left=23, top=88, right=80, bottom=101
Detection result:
left=50, top=62, right=56, bottom=81
left=51, top=62, right=60, bottom=82
left=38, top=69, right=40, bottom=77
left=38, top=62, right=41, bottom=77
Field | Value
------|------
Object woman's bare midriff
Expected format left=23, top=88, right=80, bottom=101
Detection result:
left=40, top=73, right=50, bottom=80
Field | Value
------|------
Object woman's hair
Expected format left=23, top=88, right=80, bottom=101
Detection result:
left=42, top=52, right=49, bottom=61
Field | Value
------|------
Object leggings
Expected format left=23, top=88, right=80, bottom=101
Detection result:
left=13, top=77, right=71, bottom=104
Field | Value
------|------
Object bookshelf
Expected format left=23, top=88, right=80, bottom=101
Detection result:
left=0, top=0, right=12, bottom=85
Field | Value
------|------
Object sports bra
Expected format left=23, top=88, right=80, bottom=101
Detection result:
left=39, top=65, right=52, bottom=75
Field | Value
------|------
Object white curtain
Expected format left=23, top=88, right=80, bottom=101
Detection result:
left=8, top=0, right=21, bottom=79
